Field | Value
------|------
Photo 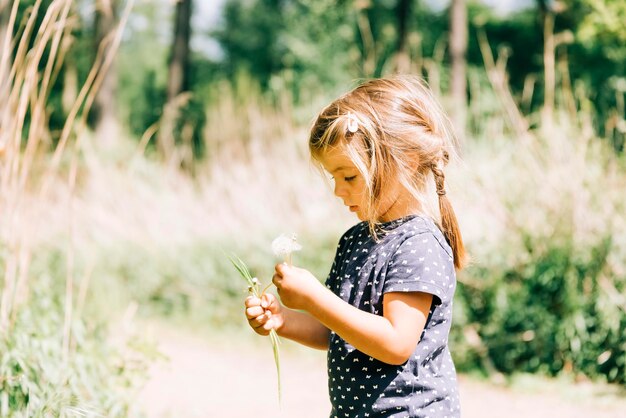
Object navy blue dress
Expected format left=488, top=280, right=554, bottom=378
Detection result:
left=325, top=215, right=461, bottom=418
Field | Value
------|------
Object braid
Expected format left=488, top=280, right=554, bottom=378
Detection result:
left=431, top=164, right=447, bottom=196
left=431, top=162, right=466, bottom=270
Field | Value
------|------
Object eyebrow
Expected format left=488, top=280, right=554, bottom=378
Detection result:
left=330, top=166, right=351, bottom=174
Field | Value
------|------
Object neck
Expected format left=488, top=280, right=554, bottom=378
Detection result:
left=378, top=193, right=421, bottom=222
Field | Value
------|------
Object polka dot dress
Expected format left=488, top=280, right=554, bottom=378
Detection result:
left=325, top=215, right=461, bottom=418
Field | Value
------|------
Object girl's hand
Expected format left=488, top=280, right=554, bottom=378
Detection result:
left=244, top=293, right=283, bottom=336
left=272, top=263, right=323, bottom=311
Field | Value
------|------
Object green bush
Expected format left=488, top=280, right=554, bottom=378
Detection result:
left=454, top=236, right=625, bottom=383
left=0, top=257, right=152, bottom=417
left=451, top=132, right=626, bottom=384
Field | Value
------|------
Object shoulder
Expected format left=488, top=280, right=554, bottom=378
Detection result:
left=393, top=216, right=452, bottom=258
left=382, top=216, right=456, bottom=302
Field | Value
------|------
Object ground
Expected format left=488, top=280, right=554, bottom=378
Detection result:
left=134, top=322, right=626, bottom=418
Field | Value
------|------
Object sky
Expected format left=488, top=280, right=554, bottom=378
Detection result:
left=193, top=0, right=226, bottom=59
left=427, top=0, right=535, bottom=14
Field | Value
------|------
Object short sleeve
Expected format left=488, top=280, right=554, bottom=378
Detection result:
left=382, top=232, right=454, bottom=304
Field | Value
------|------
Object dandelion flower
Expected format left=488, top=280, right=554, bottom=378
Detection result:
left=228, top=234, right=303, bottom=405
left=272, top=233, right=302, bottom=265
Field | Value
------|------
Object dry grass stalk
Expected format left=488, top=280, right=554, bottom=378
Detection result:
left=0, top=0, right=62, bottom=332
left=476, top=27, right=531, bottom=143
left=0, top=0, right=133, bottom=356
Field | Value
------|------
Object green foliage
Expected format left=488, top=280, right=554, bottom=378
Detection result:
left=10, top=0, right=626, bottom=153
left=455, top=238, right=625, bottom=382
left=209, top=0, right=625, bottom=150
left=86, top=234, right=339, bottom=328
left=466, top=1, right=625, bottom=147
left=0, top=278, right=151, bottom=417
left=450, top=135, right=626, bottom=385
left=0, top=245, right=155, bottom=416
left=212, top=0, right=288, bottom=90
left=211, top=0, right=354, bottom=104
left=116, top=2, right=170, bottom=138
left=574, top=0, right=626, bottom=61
left=211, top=0, right=448, bottom=98
left=467, top=6, right=543, bottom=103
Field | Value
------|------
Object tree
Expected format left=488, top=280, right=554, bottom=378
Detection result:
left=449, top=0, right=467, bottom=142
left=213, top=0, right=287, bottom=89
left=91, top=0, right=120, bottom=148
left=158, top=0, right=192, bottom=161
left=166, top=0, right=191, bottom=103
left=394, top=0, right=412, bottom=73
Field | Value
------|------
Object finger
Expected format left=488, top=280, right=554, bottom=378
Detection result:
left=275, top=263, right=288, bottom=275
left=261, top=317, right=277, bottom=332
left=261, top=293, right=269, bottom=308
left=265, top=294, right=282, bottom=314
left=245, top=306, right=264, bottom=319
left=244, top=296, right=261, bottom=308
left=254, top=314, right=276, bottom=331
left=272, top=272, right=282, bottom=289
left=249, top=316, right=270, bottom=335
left=249, top=311, right=271, bottom=328
left=253, top=324, right=270, bottom=336
left=261, top=293, right=276, bottom=309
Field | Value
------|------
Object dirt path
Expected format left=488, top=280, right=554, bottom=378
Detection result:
left=134, top=323, right=626, bottom=418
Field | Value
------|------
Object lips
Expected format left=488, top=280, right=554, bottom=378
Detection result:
left=349, top=205, right=359, bottom=212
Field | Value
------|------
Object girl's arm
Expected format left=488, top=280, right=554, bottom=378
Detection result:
left=245, top=293, right=330, bottom=350
left=273, top=264, right=432, bottom=365
left=277, top=306, right=330, bottom=350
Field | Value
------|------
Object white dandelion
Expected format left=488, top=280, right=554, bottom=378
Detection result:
left=272, top=233, right=302, bottom=266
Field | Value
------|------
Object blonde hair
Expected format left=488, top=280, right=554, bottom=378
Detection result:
left=309, top=75, right=467, bottom=270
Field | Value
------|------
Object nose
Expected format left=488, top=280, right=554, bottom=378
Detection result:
left=334, top=181, right=348, bottom=199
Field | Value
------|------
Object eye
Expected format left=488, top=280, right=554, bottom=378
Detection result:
left=345, top=175, right=356, bottom=182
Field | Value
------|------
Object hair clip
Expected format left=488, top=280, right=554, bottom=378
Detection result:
left=347, top=112, right=359, bottom=133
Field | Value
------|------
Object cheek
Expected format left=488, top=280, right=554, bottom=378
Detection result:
left=353, top=179, right=367, bottom=196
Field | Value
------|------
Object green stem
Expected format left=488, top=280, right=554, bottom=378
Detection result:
left=261, top=282, right=274, bottom=295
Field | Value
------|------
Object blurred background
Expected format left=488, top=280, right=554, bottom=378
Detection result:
left=0, top=0, right=625, bottom=416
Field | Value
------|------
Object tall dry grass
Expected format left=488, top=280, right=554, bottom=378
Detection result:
left=0, top=0, right=152, bottom=414
left=0, top=0, right=77, bottom=334
left=0, top=0, right=136, bottom=337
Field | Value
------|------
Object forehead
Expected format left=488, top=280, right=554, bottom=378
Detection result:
left=317, top=144, right=357, bottom=173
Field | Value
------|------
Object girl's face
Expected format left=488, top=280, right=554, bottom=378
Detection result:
left=318, top=143, right=415, bottom=222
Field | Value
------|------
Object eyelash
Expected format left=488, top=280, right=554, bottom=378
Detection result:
left=330, top=175, right=357, bottom=182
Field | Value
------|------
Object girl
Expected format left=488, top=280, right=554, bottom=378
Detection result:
left=245, top=75, right=466, bottom=418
